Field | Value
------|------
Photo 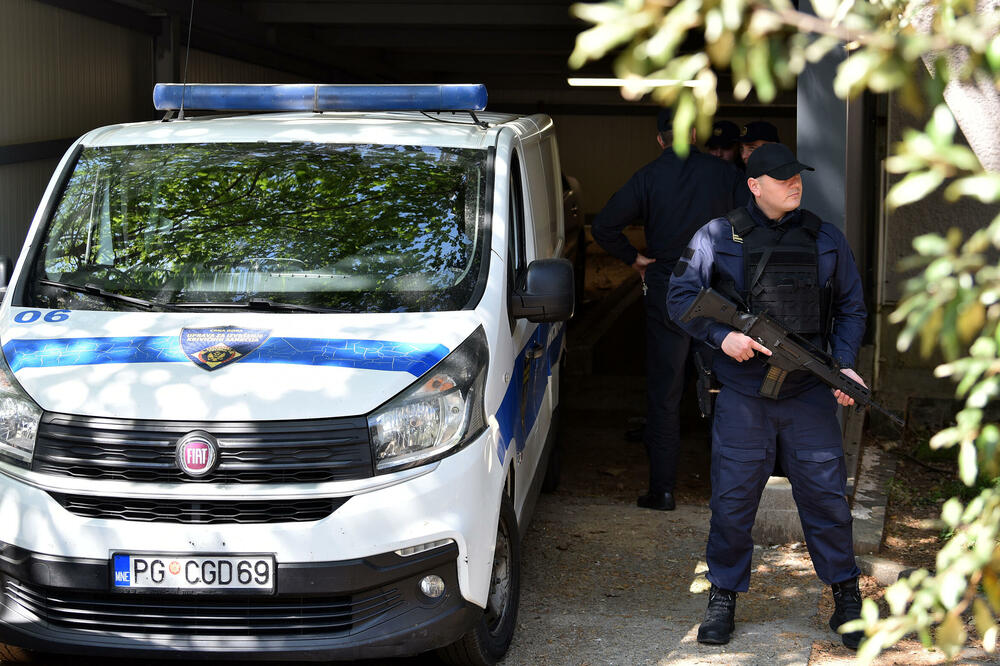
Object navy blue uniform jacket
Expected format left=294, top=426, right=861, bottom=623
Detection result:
left=666, top=200, right=867, bottom=398
left=591, top=147, right=748, bottom=273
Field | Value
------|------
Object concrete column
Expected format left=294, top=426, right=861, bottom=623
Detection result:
left=795, top=0, right=848, bottom=231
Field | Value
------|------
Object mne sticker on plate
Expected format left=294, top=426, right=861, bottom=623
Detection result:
left=112, top=553, right=275, bottom=592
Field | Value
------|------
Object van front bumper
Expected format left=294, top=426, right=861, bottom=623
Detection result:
left=0, top=539, right=480, bottom=661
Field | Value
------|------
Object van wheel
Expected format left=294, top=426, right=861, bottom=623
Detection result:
left=437, top=495, right=520, bottom=666
left=0, top=643, right=36, bottom=663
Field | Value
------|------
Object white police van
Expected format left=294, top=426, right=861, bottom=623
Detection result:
left=0, top=84, right=573, bottom=664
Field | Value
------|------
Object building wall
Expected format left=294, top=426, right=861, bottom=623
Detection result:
left=0, top=0, right=305, bottom=263
left=184, top=49, right=307, bottom=85
left=874, top=92, right=1000, bottom=407
left=0, top=0, right=151, bottom=259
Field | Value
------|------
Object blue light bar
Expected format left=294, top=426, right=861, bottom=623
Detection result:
left=153, top=83, right=487, bottom=112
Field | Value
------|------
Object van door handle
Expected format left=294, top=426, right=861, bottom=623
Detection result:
left=527, top=343, right=545, bottom=359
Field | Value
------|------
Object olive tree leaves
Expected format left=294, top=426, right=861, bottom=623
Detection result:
left=569, top=0, right=1000, bottom=660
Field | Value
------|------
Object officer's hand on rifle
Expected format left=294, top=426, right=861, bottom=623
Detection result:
left=721, top=332, right=772, bottom=363
left=833, top=369, right=866, bottom=407
left=631, top=253, right=656, bottom=280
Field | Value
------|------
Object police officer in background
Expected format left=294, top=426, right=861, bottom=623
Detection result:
left=705, top=120, right=742, bottom=169
left=666, top=143, right=867, bottom=649
left=591, top=109, right=747, bottom=512
left=738, top=120, right=780, bottom=164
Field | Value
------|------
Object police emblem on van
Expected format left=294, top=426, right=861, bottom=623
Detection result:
left=176, top=431, right=219, bottom=478
left=180, top=326, right=270, bottom=371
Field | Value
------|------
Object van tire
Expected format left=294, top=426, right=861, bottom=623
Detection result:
left=437, top=495, right=520, bottom=666
left=0, top=644, right=36, bottom=663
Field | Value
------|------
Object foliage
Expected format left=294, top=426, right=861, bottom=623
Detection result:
left=31, top=142, right=488, bottom=313
left=568, top=0, right=1000, bottom=660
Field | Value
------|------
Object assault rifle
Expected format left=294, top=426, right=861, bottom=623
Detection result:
left=679, top=287, right=904, bottom=428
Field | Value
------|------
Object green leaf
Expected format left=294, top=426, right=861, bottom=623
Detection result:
left=939, top=569, right=967, bottom=609
left=927, top=104, right=957, bottom=146
left=885, top=580, right=913, bottom=615
left=946, top=174, right=1000, bottom=204
left=959, top=439, right=979, bottom=485
left=942, top=497, right=964, bottom=528
left=985, top=625, right=998, bottom=654
left=937, top=612, right=968, bottom=657
left=811, top=0, right=838, bottom=20
left=834, top=49, right=877, bottom=98
left=672, top=93, right=697, bottom=157
left=987, top=33, right=1000, bottom=72
left=861, top=597, right=880, bottom=624
left=911, top=233, right=950, bottom=256
left=888, top=170, right=945, bottom=209
left=974, top=598, right=995, bottom=637
left=856, top=632, right=884, bottom=664
left=748, top=40, right=776, bottom=102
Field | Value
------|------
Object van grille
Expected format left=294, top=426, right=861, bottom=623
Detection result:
left=2, top=577, right=402, bottom=637
left=32, top=413, right=373, bottom=484
left=49, top=493, right=348, bottom=524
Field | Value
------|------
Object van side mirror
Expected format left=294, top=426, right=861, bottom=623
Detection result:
left=510, top=258, right=575, bottom=322
left=0, top=256, right=12, bottom=288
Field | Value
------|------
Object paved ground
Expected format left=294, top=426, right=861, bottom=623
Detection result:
left=504, top=370, right=844, bottom=666
left=508, top=496, right=829, bottom=665
left=504, top=368, right=998, bottom=666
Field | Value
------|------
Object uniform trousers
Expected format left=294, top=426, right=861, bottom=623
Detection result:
left=643, top=266, right=690, bottom=495
left=706, top=383, right=861, bottom=592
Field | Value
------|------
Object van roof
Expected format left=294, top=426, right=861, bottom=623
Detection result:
left=79, top=110, right=543, bottom=151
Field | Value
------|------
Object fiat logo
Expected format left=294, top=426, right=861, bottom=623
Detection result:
left=175, top=431, right=219, bottom=478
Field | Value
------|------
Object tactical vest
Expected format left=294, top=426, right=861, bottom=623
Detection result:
left=716, top=207, right=832, bottom=342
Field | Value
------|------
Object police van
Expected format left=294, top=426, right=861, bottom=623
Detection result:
left=0, top=84, right=573, bottom=664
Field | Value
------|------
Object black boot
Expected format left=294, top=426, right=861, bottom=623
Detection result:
left=697, top=584, right=737, bottom=645
left=830, top=578, right=864, bottom=650
left=636, top=491, right=675, bottom=511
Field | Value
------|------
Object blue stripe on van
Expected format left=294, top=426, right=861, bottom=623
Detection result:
left=495, top=322, right=563, bottom=463
left=2, top=336, right=448, bottom=377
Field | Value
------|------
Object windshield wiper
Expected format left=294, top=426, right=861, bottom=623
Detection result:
left=38, top=279, right=172, bottom=311
left=169, top=298, right=346, bottom=313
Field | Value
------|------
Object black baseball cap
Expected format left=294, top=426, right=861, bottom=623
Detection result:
left=739, top=120, right=780, bottom=143
left=706, top=120, right=739, bottom=148
left=745, top=142, right=815, bottom=180
left=657, top=108, right=673, bottom=132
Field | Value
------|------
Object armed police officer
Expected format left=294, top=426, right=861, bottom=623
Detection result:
left=592, top=109, right=747, bottom=512
left=666, top=143, right=868, bottom=649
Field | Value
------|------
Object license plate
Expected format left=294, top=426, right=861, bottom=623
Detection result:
left=111, top=553, right=275, bottom=592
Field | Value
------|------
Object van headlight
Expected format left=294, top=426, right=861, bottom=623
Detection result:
left=0, top=352, right=42, bottom=467
left=368, top=327, right=488, bottom=473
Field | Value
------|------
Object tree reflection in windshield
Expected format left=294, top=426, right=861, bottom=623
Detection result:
left=29, top=142, right=489, bottom=313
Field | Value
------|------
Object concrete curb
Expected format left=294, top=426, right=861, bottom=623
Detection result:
left=856, top=554, right=911, bottom=585
left=852, top=444, right=897, bottom=556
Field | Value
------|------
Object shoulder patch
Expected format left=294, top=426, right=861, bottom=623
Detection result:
left=682, top=247, right=695, bottom=259
left=731, top=228, right=743, bottom=244
left=673, top=260, right=688, bottom=278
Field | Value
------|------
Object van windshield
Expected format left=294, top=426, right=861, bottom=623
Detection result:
left=27, top=142, right=489, bottom=313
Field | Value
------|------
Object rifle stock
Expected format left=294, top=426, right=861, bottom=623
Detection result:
left=680, top=288, right=904, bottom=428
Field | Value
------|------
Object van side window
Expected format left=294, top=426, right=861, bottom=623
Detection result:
left=508, top=150, right=527, bottom=277
left=539, top=136, right=560, bottom=252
